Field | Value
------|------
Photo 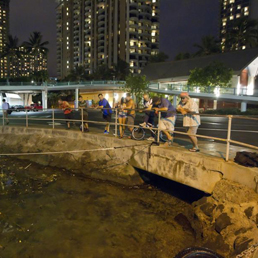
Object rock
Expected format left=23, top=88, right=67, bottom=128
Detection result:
left=192, top=197, right=208, bottom=207
left=234, top=236, right=253, bottom=254
left=234, top=228, right=248, bottom=236
left=215, top=213, right=232, bottom=233
left=256, top=214, right=258, bottom=224
left=216, top=204, right=224, bottom=212
left=204, top=234, right=230, bottom=254
left=174, top=213, right=196, bottom=237
left=200, top=203, right=216, bottom=217
left=244, top=207, right=254, bottom=219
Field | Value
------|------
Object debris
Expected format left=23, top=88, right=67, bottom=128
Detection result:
left=24, top=163, right=32, bottom=170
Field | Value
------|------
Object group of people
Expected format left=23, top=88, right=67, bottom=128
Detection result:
left=58, top=92, right=201, bottom=152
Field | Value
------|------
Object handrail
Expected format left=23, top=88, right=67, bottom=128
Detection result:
left=1, top=108, right=258, bottom=161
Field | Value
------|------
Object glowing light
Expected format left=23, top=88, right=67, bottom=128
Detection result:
left=214, top=86, right=220, bottom=97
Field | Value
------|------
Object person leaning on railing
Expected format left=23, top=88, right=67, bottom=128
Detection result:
left=78, top=95, right=89, bottom=132
left=152, top=96, right=177, bottom=146
left=95, top=93, right=112, bottom=135
left=177, top=92, right=201, bottom=152
left=124, top=93, right=136, bottom=139
left=115, top=97, right=127, bottom=138
left=58, top=98, right=74, bottom=130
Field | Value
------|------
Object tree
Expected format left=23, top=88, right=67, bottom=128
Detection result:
left=224, top=17, right=258, bottom=51
left=0, top=35, right=23, bottom=79
left=113, top=59, right=130, bottom=80
left=193, top=36, right=221, bottom=56
left=65, top=64, right=90, bottom=81
left=149, top=52, right=169, bottom=63
left=22, top=31, right=49, bottom=72
left=48, top=92, right=60, bottom=108
left=92, top=64, right=114, bottom=80
left=175, top=52, right=191, bottom=61
left=32, top=70, right=49, bottom=84
left=188, top=61, right=233, bottom=87
left=124, top=75, right=149, bottom=107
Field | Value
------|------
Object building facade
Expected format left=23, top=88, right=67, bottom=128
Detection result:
left=0, top=0, right=9, bottom=78
left=9, top=46, right=48, bottom=78
left=0, top=0, right=47, bottom=79
left=56, top=0, right=160, bottom=79
left=220, top=0, right=258, bottom=50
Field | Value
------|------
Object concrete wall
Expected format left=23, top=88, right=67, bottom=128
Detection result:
left=1, top=127, right=258, bottom=194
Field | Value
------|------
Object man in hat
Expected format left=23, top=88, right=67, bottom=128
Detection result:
left=177, top=92, right=201, bottom=152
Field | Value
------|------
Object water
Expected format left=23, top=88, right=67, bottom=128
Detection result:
left=0, top=157, right=202, bottom=258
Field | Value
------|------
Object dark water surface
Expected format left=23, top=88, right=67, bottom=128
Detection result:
left=0, top=157, right=202, bottom=258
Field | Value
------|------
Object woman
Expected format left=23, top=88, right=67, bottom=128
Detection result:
left=116, top=97, right=127, bottom=138
left=78, top=96, right=89, bottom=132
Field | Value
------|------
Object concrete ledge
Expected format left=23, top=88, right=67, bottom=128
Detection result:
left=1, top=126, right=258, bottom=194
left=131, top=145, right=258, bottom=194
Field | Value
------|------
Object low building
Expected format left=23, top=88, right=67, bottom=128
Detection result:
left=142, top=48, right=258, bottom=110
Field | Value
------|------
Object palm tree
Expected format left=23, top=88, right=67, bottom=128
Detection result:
left=175, top=52, right=191, bottom=61
left=65, top=64, right=90, bottom=81
left=193, top=36, right=221, bottom=57
left=224, top=17, right=258, bottom=51
left=22, top=31, right=49, bottom=72
left=0, top=35, right=23, bottom=79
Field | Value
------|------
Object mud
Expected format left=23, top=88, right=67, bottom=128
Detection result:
left=0, top=157, right=204, bottom=258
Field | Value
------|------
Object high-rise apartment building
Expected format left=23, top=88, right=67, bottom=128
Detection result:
left=220, top=0, right=258, bottom=50
left=56, top=0, right=160, bottom=79
left=9, top=46, right=48, bottom=78
left=0, top=0, right=47, bottom=79
left=0, top=0, right=9, bottom=78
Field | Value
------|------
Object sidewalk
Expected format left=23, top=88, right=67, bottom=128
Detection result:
left=172, top=137, right=255, bottom=161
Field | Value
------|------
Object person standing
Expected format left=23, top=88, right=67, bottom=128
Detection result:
left=177, top=92, right=201, bottom=152
left=2, top=99, right=10, bottom=125
left=58, top=98, right=74, bottom=130
left=140, top=93, right=155, bottom=141
left=124, top=93, right=136, bottom=139
left=78, top=95, right=89, bottom=132
left=152, top=96, right=176, bottom=146
left=115, top=97, right=127, bottom=138
left=96, top=93, right=112, bottom=134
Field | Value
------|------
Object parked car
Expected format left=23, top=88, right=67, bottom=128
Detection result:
left=10, top=105, right=25, bottom=112
left=30, top=103, right=43, bottom=111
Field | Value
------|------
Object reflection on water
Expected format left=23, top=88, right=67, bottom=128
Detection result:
left=0, top=157, right=201, bottom=258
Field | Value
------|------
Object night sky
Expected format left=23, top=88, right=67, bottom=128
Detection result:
left=10, top=0, right=219, bottom=77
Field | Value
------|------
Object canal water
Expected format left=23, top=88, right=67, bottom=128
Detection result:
left=0, top=157, right=203, bottom=258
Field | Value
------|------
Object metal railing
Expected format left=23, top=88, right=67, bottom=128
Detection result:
left=1, top=108, right=258, bottom=162
left=1, top=80, right=258, bottom=97
left=0, top=80, right=126, bottom=86
left=149, top=83, right=258, bottom=97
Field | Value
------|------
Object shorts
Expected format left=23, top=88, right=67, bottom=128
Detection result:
left=187, top=126, right=198, bottom=135
left=118, top=115, right=127, bottom=119
left=103, top=114, right=112, bottom=122
left=159, top=117, right=176, bottom=132
left=64, top=112, right=74, bottom=123
left=127, top=115, right=135, bottom=129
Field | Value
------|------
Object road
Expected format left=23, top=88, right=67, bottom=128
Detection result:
left=1, top=110, right=258, bottom=147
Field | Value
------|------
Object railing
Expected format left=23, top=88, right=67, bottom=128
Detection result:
left=0, top=81, right=126, bottom=86
left=1, top=80, right=258, bottom=97
left=1, top=108, right=258, bottom=162
left=149, top=83, right=258, bottom=97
